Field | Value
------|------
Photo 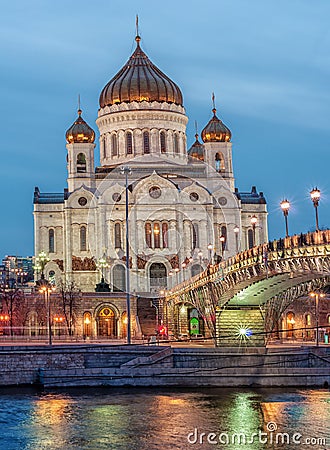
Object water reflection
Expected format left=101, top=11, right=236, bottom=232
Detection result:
left=0, top=387, right=328, bottom=449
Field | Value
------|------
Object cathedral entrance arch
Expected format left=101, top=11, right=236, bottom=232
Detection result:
left=149, top=262, right=167, bottom=290
left=96, top=306, right=118, bottom=338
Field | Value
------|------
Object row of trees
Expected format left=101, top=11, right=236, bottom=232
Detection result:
left=0, top=281, right=81, bottom=337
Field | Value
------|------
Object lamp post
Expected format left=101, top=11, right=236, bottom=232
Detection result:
left=250, top=215, right=258, bottom=247
left=207, top=243, right=213, bottom=265
left=234, top=226, right=239, bottom=254
left=39, top=281, right=54, bottom=346
left=220, top=235, right=226, bottom=260
left=121, top=165, right=132, bottom=344
left=36, top=251, right=50, bottom=279
left=309, top=291, right=325, bottom=347
left=280, top=199, right=290, bottom=238
left=310, top=188, right=321, bottom=232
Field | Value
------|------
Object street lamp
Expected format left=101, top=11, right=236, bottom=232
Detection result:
left=207, top=243, right=213, bottom=265
left=250, top=215, right=258, bottom=247
left=220, top=235, right=226, bottom=260
left=233, top=225, right=239, bottom=253
left=35, top=251, right=50, bottom=279
left=39, top=281, right=55, bottom=346
left=280, top=199, right=290, bottom=238
left=310, top=188, right=321, bottom=232
left=121, top=165, right=132, bottom=344
left=309, top=291, right=325, bottom=347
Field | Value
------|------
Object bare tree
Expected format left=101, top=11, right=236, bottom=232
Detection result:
left=0, top=286, right=26, bottom=335
left=57, top=281, right=81, bottom=336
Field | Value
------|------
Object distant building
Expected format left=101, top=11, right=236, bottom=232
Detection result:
left=1, top=255, right=34, bottom=287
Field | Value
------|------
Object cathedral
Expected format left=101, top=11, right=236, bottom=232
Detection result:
left=33, top=32, right=268, bottom=338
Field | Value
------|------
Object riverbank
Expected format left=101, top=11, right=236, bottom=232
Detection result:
left=0, top=344, right=329, bottom=388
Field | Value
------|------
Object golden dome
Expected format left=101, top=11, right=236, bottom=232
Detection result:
left=188, top=134, right=204, bottom=161
left=99, top=36, right=183, bottom=108
left=201, top=108, right=231, bottom=143
left=65, top=109, right=95, bottom=144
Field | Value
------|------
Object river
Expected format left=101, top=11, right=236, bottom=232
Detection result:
left=0, top=387, right=328, bottom=449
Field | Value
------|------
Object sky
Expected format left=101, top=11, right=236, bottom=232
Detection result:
left=0, top=0, right=329, bottom=258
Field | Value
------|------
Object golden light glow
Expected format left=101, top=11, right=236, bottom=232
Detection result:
left=250, top=215, right=258, bottom=226
left=84, top=316, right=91, bottom=325
left=280, top=199, right=290, bottom=212
left=310, top=187, right=321, bottom=201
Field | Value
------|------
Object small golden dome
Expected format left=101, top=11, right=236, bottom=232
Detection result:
left=188, top=134, right=204, bottom=161
left=65, top=109, right=95, bottom=144
left=99, top=37, right=183, bottom=108
left=201, top=108, right=231, bottom=143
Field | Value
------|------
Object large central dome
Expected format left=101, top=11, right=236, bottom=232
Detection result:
left=99, top=36, right=183, bottom=108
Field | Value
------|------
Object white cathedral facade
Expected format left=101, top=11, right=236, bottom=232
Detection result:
left=34, top=34, right=268, bottom=301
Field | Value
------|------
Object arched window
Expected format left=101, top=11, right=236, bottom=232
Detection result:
left=83, top=312, right=92, bottom=337
left=115, top=223, right=122, bottom=248
left=143, top=131, right=150, bottom=154
left=126, top=132, right=133, bottom=155
left=77, top=153, right=86, bottom=173
left=286, top=312, right=295, bottom=338
left=162, top=222, right=168, bottom=248
left=192, top=223, right=199, bottom=250
left=220, top=225, right=227, bottom=251
left=215, top=153, right=224, bottom=172
left=111, top=134, right=118, bottom=156
left=174, top=134, right=179, bottom=154
left=80, top=226, right=87, bottom=251
left=102, top=138, right=106, bottom=159
left=49, top=270, right=56, bottom=285
left=145, top=223, right=152, bottom=248
left=49, top=229, right=55, bottom=253
left=113, top=265, right=126, bottom=292
left=160, top=131, right=166, bottom=153
left=248, top=229, right=254, bottom=249
left=154, top=223, right=161, bottom=248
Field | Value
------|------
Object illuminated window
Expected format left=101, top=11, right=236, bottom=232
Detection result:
left=80, top=226, right=87, bottom=251
left=115, top=223, right=121, bottom=248
left=162, top=223, right=168, bottom=248
left=83, top=312, right=92, bottom=337
left=126, top=132, right=133, bottom=155
left=145, top=223, right=152, bottom=248
left=49, top=229, right=55, bottom=253
left=154, top=223, right=161, bottom=248
left=77, top=153, right=86, bottom=173
left=174, top=134, right=179, bottom=154
left=160, top=131, right=166, bottom=153
left=143, top=131, right=150, bottom=154
left=305, top=314, right=311, bottom=326
left=111, top=134, right=118, bottom=156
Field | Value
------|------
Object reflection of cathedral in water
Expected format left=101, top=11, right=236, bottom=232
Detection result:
left=33, top=31, right=268, bottom=338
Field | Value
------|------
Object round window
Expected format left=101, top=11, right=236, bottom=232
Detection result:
left=218, top=197, right=227, bottom=206
left=78, top=197, right=87, bottom=206
left=149, top=186, right=161, bottom=199
left=190, top=192, right=199, bottom=202
left=112, top=193, right=122, bottom=202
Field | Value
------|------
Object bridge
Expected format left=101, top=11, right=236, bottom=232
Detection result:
left=164, top=230, right=330, bottom=346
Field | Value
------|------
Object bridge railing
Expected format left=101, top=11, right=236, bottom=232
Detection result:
left=167, top=229, right=330, bottom=299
